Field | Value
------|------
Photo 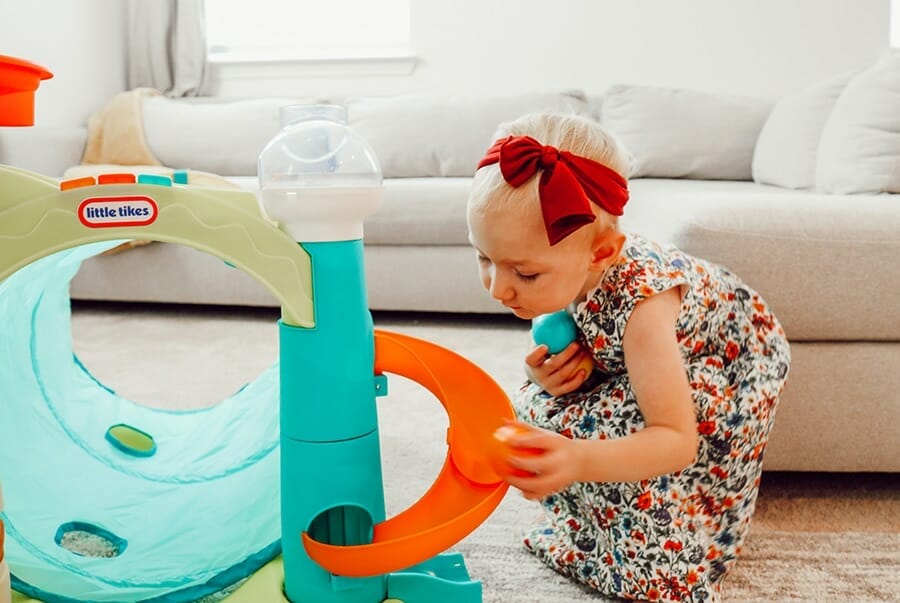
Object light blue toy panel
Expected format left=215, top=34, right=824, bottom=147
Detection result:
left=0, top=242, right=282, bottom=602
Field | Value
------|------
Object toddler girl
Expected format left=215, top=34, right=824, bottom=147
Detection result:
left=467, top=112, right=790, bottom=601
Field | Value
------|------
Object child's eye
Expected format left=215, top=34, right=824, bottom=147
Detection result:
left=516, top=271, right=539, bottom=282
left=477, top=254, right=490, bottom=264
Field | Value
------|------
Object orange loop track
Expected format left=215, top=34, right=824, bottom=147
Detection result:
left=302, top=329, right=515, bottom=577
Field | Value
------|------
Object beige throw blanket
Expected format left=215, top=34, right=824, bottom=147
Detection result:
left=75, top=88, right=242, bottom=254
left=82, top=87, right=163, bottom=167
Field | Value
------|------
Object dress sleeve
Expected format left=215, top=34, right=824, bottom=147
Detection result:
left=575, top=236, right=691, bottom=374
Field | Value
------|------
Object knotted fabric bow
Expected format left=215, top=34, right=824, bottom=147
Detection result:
left=477, top=135, right=629, bottom=245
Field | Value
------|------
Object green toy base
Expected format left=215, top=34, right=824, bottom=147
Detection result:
left=11, top=557, right=407, bottom=603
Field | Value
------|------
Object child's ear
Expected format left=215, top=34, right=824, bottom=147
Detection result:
left=589, top=229, right=625, bottom=271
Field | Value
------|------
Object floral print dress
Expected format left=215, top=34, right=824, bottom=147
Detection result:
left=514, top=234, right=790, bottom=602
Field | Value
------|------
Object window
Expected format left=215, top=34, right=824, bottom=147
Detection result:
left=205, top=0, right=412, bottom=62
left=892, top=0, right=899, bottom=48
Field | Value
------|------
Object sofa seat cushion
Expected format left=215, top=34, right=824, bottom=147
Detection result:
left=365, top=178, right=473, bottom=245
left=624, top=179, right=782, bottom=244
left=627, top=179, right=899, bottom=341
left=230, top=175, right=898, bottom=341
left=229, top=176, right=474, bottom=246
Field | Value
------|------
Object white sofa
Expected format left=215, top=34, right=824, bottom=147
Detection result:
left=1, top=52, right=897, bottom=474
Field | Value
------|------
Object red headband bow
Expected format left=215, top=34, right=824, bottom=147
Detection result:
left=476, top=135, right=629, bottom=245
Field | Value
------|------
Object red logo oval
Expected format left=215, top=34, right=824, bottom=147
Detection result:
left=77, top=196, right=159, bottom=228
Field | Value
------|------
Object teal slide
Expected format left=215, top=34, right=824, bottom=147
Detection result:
left=0, top=165, right=314, bottom=602
left=0, top=241, right=282, bottom=602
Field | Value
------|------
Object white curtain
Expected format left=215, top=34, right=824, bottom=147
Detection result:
left=127, top=0, right=208, bottom=97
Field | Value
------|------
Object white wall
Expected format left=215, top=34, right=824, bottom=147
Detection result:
left=1, top=0, right=892, bottom=127
left=0, top=0, right=127, bottom=126
left=211, top=0, right=892, bottom=100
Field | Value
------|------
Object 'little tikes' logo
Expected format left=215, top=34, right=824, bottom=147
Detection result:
left=78, top=196, right=159, bottom=228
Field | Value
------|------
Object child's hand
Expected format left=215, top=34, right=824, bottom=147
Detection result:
left=525, top=342, right=592, bottom=396
left=501, top=425, right=583, bottom=500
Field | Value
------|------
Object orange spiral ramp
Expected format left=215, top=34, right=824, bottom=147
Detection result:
left=302, top=330, right=515, bottom=577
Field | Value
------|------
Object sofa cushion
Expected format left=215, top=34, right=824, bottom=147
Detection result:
left=622, top=179, right=780, bottom=245
left=345, top=92, right=589, bottom=178
left=815, top=51, right=900, bottom=194
left=752, top=71, right=854, bottom=189
left=661, top=187, right=900, bottom=341
left=142, top=96, right=320, bottom=176
left=0, top=125, right=87, bottom=177
left=231, top=175, right=473, bottom=246
left=600, top=85, right=772, bottom=181
left=235, top=174, right=899, bottom=341
left=366, top=178, right=472, bottom=245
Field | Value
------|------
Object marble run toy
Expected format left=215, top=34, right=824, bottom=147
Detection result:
left=0, top=163, right=515, bottom=603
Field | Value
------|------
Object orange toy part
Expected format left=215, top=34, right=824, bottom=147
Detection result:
left=0, top=55, right=53, bottom=126
left=489, top=422, right=545, bottom=479
left=303, top=329, right=515, bottom=577
left=97, top=173, right=138, bottom=185
left=60, top=176, right=97, bottom=191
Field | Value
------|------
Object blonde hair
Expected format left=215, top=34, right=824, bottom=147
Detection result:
left=468, top=112, right=632, bottom=235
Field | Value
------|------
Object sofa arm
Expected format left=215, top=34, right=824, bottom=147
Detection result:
left=0, top=126, right=87, bottom=178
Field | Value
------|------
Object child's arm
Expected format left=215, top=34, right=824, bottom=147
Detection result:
left=504, top=287, right=698, bottom=499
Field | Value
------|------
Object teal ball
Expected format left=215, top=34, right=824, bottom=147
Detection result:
left=531, top=310, right=578, bottom=355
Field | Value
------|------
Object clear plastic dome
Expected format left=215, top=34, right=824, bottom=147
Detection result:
left=258, top=104, right=382, bottom=188
left=257, top=104, right=384, bottom=242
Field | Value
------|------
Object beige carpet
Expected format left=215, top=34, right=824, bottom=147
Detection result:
left=62, top=302, right=899, bottom=602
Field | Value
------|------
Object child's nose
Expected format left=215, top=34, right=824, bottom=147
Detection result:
left=489, top=272, right=515, bottom=302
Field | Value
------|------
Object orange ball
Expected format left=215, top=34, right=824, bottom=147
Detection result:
left=574, top=354, right=595, bottom=378
left=489, top=423, right=544, bottom=479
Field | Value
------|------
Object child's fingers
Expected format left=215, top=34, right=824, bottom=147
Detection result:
left=554, top=370, right=587, bottom=395
left=552, top=342, right=581, bottom=363
left=525, top=345, right=549, bottom=367
left=559, top=346, right=590, bottom=371
left=507, top=471, right=559, bottom=501
left=504, top=424, right=550, bottom=447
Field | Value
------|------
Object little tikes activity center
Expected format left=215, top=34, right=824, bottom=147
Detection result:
left=0, top=56, right=515, bottom=603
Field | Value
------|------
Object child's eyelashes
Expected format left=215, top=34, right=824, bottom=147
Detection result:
left=475, top=253, right=539, bottom=282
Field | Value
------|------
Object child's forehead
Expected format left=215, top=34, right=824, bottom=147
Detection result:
left=478, top=195, right=543, bottom=228
left=472, top=204, right=544, bottom=243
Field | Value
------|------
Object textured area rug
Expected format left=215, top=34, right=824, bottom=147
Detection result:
left=37, top=303, right=898, bottom=601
